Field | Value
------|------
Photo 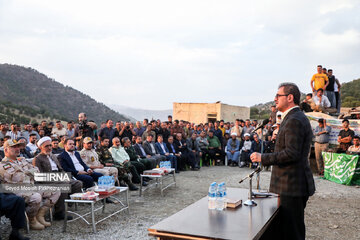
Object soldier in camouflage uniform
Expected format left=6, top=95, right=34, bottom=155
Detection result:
left=96, top=138, right=138, bottom=191
left=122, top=137, right=152, bottom=170
left=80, top=137, right=118, bottom=181
left=0, top=139, right=61, bottom=230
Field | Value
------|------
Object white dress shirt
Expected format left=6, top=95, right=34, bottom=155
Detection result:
left=66, top=151, right=84, bottom=172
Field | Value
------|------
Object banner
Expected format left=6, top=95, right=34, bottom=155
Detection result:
left=322, top=152, right=359, bottom=185
left=306, top=112, right=360, bottom=145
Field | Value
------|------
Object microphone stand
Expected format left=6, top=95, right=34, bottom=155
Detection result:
left=256, top=127, right=264, bottom=190
left=239, top=167, right=261, bottom=206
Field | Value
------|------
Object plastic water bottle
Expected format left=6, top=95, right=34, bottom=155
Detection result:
left=221, top=182, right=227, bottom=209
left=208, top=182, right=217, bottom=210
left=216, top=183, right=225, bottom=211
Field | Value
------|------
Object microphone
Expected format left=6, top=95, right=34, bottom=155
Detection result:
left=253, top=119, right=270, bottom=132
left=239, top=167, right=262, bottom=183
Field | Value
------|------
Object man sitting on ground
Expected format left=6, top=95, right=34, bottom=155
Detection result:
left=348, top=135, right=360, bottom=153
left=311, top=88, right=337, bottom=114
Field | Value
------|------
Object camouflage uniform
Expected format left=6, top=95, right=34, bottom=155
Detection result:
left=125, top=145, right=152, bottom=170
left=79, top=148, right=118, bottom=178
left=0, top=157, right=61, bottom=218
left=95, top=146, right=133, bottom=184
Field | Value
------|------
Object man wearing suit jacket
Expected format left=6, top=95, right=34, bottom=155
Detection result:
left=251, top=83, right=315, bottom=240
left=58, top=139, right=102, bottom=189
left=34, top=137, right=82, bottom=220
left=155, top=134, right=178, bottom=172
left=186, top=133, right=201, bottom=170
left=142, top=135, right=165, bottom=166
left=133, top=136, right=157, bottom=168
left=174, top=133, right=196, bottom=170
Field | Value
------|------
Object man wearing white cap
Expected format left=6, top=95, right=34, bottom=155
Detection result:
left=226, top=132, right=240, bottom=166
left=0, top=139, right=61, bottom=230
left=239, top=133, right=252, bottom=167
left=34, top=137, right=83, bottom=220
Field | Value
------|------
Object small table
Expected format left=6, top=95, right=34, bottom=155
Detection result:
left=63, top=186, right=129, bottom=233
left=148, top=188, right=279, bottom=240
left=140, top=168, right=176, bottom=197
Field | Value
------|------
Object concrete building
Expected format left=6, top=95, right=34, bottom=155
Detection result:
left=173, top=102, right=250, bottom=124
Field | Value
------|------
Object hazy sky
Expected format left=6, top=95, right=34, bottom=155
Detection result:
left=1, top=0, right=359, bottom=110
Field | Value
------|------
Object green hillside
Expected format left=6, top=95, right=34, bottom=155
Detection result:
left=0, top=64, right=129, bottom=124
left=341, top=78, right=360, bottom=107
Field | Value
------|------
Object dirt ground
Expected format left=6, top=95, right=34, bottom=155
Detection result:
left=1, top=160, right=359, bottom=240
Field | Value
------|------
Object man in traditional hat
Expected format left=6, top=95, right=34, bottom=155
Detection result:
left=0, top=139, right=61, bottom=230
left=34, top=136, right=82, bottom=220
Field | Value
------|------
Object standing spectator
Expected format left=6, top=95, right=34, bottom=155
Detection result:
left=134, top=121, right=145, bottom=137
left=241, top=119, right=254, bottom=139
left=167, top=115, right=173, bottom=124
left=331, top=69, right=342, bottom=112
left=170, top=120, right=185, bottom=138
left=230, top=119, right=242, bottom=140
left=66, top=121, right=75, bottom=139
left=269, top=105, right=277, bottom=125
left=6, top=123, right=22, bottom=140
left=213, top=122, right=223, bottom=148
left=314, top=119, right=331, bottom=175
left=52, top=121, right=67, bottom=137
left=337, top=119, right=355, bottom=153
left=311, top=65, right=328, bottom=94
left=325, top=69, right=336, bottom=108
left=141, top=124, right=156, bottom=142
left=116, top=121, right=135, bottom=142
left=158, top=122, right=171, bottom=143
left=0, top=122, right=9, bottom=139
left=250, top=134, right=264, bottom=168
left=226, top=132, right=240, bottom=166
left=98, top=119, right=116, bottom=146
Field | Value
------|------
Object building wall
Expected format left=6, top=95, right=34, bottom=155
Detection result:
left=173, top=102, right=249, bottom=124
left=220, top=104, right=250, bottom=122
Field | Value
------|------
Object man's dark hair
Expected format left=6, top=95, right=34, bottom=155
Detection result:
left=317, top=88, right=324, bottom=93
left=157, top=134, right=163, bottom=138
left=306, top=93, right=313, bottom=97
left=101, top=137, right=110, bottom=142
left=168, top=115, right=172, bottom=118
left=278, top=82, right=301, bottom=105
left=106, top=119, right=112, bottom=123
left=342, top=119, right=349, bottom=124
left=29, top=133, right=37, bottom=137
left=64, top=138, right=74, bottom=145
left=143, top=118, right=149, bottom=123
left=353, top=135, right=360, bottom=140
left=56, top=120, right=61, bottom=123
left=328, top=69, right=333, bottom=72
left=322, top=68, right=327, bottom=71
left=174, top=120, right=179, bottom=124
left=317, top=65, right=322, bottom=68
left=121, top=137, right=130, bottom=144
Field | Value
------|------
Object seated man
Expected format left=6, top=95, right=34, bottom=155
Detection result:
left=80, top=137, right=118, bottom=180
left=239, top=133, right=252, bottom=168
left=122, top=137, right=152, bottom=170
left=311, top=88, right=337, bottom=113
left=133, top=136, right=157, bottom=168
left=250, top=134, right=264, bottom=168
left=155, top=134, right=178, bottom=172
left=0, top=139, right=60, bottom=230
left=347, top=135, right=360, bottom=153
left=109, top=137, right=146, bottom=186
left=26, top=133, right=38, bottom=155
left=174, top=133, right=197, bottom=171
left=17, top=137, right=34, bottom=161
left=34, top=136, right=82, bottom=220
left=207, top=130, right=225, bottom=165
left=58, top=139, right=102, bottom=189
left=0, top=193, right=29, bottom=240
left=300, top=93, right=314, bottom=112
left=96, top=138, right=139, bottom=190
left=226, top=132, right=240, bottom=166
left=142, top=134, right=166, bottom=166
left=51, top=138, right=64, bottom=155
left=196, top=131, right=210, bottom=165
left=186, top=132, right=201, bottom=170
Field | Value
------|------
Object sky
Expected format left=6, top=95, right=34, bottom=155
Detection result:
left=0, top=0, right=359, bottom=110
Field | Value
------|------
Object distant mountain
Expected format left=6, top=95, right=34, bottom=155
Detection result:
left=109, top=104, right=172, bottom=121
left=0, top=64, right=129, bottom=124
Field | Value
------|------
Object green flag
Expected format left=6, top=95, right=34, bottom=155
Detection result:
left=322, top=152, right=359, bottom=185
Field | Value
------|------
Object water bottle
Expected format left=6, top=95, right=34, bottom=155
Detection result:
left=216, top=183, right=225, bottom=211
left=208, top=182, right=217, bottom=210
left=221, top=182, right=227, bottom=209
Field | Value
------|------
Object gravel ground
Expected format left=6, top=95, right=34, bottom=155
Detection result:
left=1, top=162, right=359, bottom=240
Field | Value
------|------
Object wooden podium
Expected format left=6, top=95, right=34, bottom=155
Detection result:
left=148, top=188, right=279, bottom=240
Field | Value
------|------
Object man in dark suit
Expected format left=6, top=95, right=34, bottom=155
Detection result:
left=174, top=133, right=197, bottom=170
left=58, top=139, right=102, bottom=189
left=34, top=137, right=82, bottom=220
left=251, top=82, right=315, bottom=240
left=142, top=134, right=165, bottom=166
left=155, top=134, right=178, bottom=172
left=133, top=136, right=157, bottom=168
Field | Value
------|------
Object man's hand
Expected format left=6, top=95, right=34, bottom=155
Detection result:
left=98, top=164, right=104, bottom=169
left=250, top=152, right=261, bottom=163
left=87, top=169, right=93, bottom=174
left=105, top=163, right=114, bottom=166
left=78, top=171, right=88, bottom=175
left=165, top=153, right=169, bottom=156
left=146, top=155, right=152, bottom=158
